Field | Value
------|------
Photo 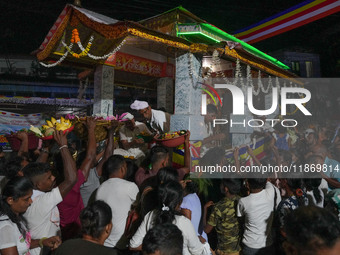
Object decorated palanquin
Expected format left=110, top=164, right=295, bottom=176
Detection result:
left=35, top=4, right=301, bottom=166
left=36, top=4, right=298, bottom=80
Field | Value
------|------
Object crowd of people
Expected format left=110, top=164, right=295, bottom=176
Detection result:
left=0, top=100, right=340, bottom=255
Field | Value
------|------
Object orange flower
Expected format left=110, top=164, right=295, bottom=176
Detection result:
left=296, top=188, right=303, bottom=197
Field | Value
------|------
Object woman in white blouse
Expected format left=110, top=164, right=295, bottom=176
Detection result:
left=0, top=176, right=61, bottom=255
left=129, top=181, right=211, bottom=255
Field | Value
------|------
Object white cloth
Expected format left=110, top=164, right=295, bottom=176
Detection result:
left=0, top=216, right=30, bottom=255
left=149, top=109, right=167, bottom=133
left=24, top=187, right=62, bottom=255
left=96, top=178, right=139, bottom=248
left=130, top=211, right=210, bottom=255
left=119, top=121, right=151, bottom=144
left=117, top=121, right=151, bottom=159
left=80, top=167, right=101, bottom=207
left=319, top=178, right=329, bottom=196
left=114, top=148, right=145, bottom=160
left=121, top=113, right=134, bottom=121
left=130, top=100, right=149, bottom=110
left=237, top=182, right=281, bottom=249
left=181, top=193, right=208, bottom=241
left=306, top=188, right=324, bottom=208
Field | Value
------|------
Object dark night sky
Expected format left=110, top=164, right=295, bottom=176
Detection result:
left=1, top=0, right=340, bottom=76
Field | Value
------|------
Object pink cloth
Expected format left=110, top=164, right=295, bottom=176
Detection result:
left=135, top=167, right=156, bottom=187
left=57, top=170, right=85, bottom=227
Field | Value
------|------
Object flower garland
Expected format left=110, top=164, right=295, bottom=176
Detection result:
left=247, top=65, right=260, bottom=96
left=211, top=50, right=231, bottom=84
left=190, top=52, right=303, bottom=98
left=62, top=29, right=94, bottom=58
left=39, top=43, right=74, bottom=67
left=128, top=28, right=190, bottom=51
left=233, top=58, right=244, bottom=87
left=261, top=75, right=272, bottom=94
left=275, top=77, right=280, bottom=92
left=196, top=50, right=231, bottom=84
left=40, top=28, right=127, bottom=67
left=86, top=38, right=126, bottom=60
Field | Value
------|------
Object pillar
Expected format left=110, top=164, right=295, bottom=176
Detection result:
left=93, top=65, right=114, bottom=116
left=157, top=77, right=174, bottom=113
left=170, top=53, right=205, bottom=141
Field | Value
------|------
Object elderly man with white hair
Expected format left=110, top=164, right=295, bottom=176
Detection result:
left=114, top=112, right=152, bottom=161
left=130, top=100, right=171, bottom=134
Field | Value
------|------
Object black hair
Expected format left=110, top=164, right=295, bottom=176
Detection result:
left=142, top=223, right=183, bottom=255
left=184, top=179, right=198, bottom=195
left=153, top=181, right=183, bottom=226
left=150, top=146, right=169, bottom=165
left=199, top=147, right=225, bottom=167
left=157, top=167, right=179, bottom=186
left=0, top=176, right=33, bottom=238
left=22, top=162, right=51, bottom=183
left=4, top=155, right=24, bottom=180
left=80, top=200, right=112, bottom=239
left=247, top=178, right=267, bottom=190
left=207, top=104, right=217, bottom=115
left=284, top=206, right=340, bottom=251
left=125, top=158, right=138, bottom=182
left=286, top=178, right=305, bottom=207
left=304, top=178, right=322, bottom=204
left=274, top=123, right=287, bottom=134
left=222, top=178, right=242, bottom=195
left=102, top=155, right=125, bottom=180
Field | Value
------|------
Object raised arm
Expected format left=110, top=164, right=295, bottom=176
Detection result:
left=96, top=122, right=117, bottom=176
left=79, top=117, right=97, bottom=181
left=233, top=147, right=241, bottom=173
left=183, top=130, right=191, bottom=171
left=271, top=146, right=281, bottom=165
left=16, top=131, right=28, bottom=157
left=36, top=139, right=53, bottom=163
left=247, top=146, right=261, bottom=166
left=203, top=201, right=214, bottom=234
left=53, top=130, right=77, bottom=198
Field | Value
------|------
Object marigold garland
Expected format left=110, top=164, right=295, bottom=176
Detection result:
left=62, top=31, right=94, bottom=58
left=128, top=28, right=190, bottom=50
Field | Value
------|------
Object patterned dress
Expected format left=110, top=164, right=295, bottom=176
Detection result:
left=277, top=194, right=309, bottom=228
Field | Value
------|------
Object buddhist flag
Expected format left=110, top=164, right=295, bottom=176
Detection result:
left=234, top=0, right=340, bottom=44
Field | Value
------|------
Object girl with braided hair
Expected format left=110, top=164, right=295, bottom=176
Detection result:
left=130, top=181, right=212, bottom=255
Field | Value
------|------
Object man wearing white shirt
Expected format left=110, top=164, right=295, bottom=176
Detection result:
left=96, top=155, right=139, bottom=250
left=22, top=131, right=77, bottom=255
left=130, top=100, right=171, bottom=134
left=237, top=179, right=281, bottom=255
